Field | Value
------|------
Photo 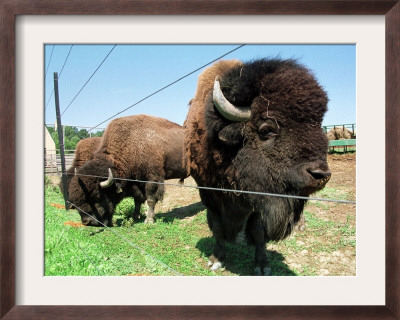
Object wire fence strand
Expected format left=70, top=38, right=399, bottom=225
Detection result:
left=63, top=231, right=105, bottom=276
left=69, top=172, right=356, bottom=205
left=61, top=45, right=117, bottom=117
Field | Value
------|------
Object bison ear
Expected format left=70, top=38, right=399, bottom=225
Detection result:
left=115, top=182, right=123, bottom=194
left=218, top=123, right=245, bottom=146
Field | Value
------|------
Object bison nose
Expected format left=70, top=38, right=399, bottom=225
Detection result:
left=81, top=218, right=90, bottom=226
left=307, top=168, right=332, bottom=181
left=81, top=217, right=94, bottom=226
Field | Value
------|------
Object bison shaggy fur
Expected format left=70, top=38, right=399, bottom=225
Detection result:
left=70, top=137, right=102, bottom=168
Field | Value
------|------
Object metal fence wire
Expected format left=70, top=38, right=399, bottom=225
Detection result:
left=69, top=172, right=356, bottom=205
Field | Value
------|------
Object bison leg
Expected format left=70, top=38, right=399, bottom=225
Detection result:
left=145, top=198, right=156, bottom=224
left=294, top=214, right=306, bottom=232
left=129, top=185, right=145, bottom=221
left=207, top=209, right=226, bottom=271
left=132, top=197, right=144, bottom=221
left=144, top=179, right=165, bottom=224
left=247, top=212, right=271, bottom=276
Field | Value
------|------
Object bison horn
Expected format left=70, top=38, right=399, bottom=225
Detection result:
left=213, top=76, right=251, bottom=122
left=100, top=168, right=114, bottom=188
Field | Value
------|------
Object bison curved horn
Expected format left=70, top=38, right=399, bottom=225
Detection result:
left=100, top=168, right=114, bottom=188
left=213, top=76, right=251, bottom=122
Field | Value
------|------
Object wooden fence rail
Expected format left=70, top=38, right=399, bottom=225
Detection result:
left=45, top=151, right=74, bottom=174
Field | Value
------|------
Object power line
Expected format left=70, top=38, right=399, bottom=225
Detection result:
left=45, top=45, right=74, bottom=111
left=45, top=91, right=54, bottom=111
left=61, top=45, right=117, bottom=117
left=89, top=44, right=246, bottom=131
left=59, top=44, right=74, bottom=77
left=44, top=45, right=55, bottom=79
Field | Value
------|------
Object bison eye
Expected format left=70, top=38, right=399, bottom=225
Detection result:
left=258, top=123, right=278, bottom=140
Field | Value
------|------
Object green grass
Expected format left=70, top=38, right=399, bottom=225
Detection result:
left=45, top=181, right=356, bottom=276
left=314, top=187, right=350, bottom=201
left=45, top=184, right=216, bottom=276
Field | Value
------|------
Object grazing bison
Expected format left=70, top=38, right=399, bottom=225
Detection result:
left=184, top=59, right=331, bottom=275
left=69, top=114, right=188, bottom=226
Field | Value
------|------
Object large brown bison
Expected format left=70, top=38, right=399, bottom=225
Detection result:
left=184, top=58, right=332, bottom=275
left=68, top=114, right=188, bottom=226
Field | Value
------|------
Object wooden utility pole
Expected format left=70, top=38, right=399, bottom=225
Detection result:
left=54, top=72, right=69, bottom=210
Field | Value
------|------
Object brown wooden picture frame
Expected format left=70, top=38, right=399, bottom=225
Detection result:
left=1, top=1, right=399, bottom=319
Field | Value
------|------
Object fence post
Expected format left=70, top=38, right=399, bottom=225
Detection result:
left=54, top=72, right=70, bottom=210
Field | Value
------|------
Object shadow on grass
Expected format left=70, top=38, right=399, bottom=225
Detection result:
left=328, top=150, right=356, bottom=154
left=196, top=237, right=297, bottom=276
left=114, top=217, right=143, bottom=226
left=156, top=201, right=206, bottom=223
left=113, top=202, right=205, bottom=226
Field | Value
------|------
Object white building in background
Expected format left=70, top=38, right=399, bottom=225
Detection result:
left=44, top=126, right=56, bottom=170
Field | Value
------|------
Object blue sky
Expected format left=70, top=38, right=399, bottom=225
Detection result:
left=44, top=44, right=355, bottom=132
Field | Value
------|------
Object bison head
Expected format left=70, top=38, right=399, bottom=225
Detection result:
left=212, top=82, right=331, bottom=195
left=68, top=158, right=124, bottom=227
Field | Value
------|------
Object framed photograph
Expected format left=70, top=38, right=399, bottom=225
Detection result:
left=1, top=1, right=399, bottom=319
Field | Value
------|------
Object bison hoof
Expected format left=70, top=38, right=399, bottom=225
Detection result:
left=254, top=267, right=271, bottom=276
left=144, top=218, right=154, bottom=224
left=295, top=224, right=306, bottom=232
left=207, top=260, right=224, bottom=271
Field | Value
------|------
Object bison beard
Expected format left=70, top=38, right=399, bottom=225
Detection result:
left=68, top=114, right=188, bottom=227
left=184, top=58, right=331, bottom=275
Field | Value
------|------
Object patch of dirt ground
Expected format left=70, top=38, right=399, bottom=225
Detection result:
left=50, top=203, right=66, bottom=210
left=64, top=221, right=85, bottom=228
left=156, top=177, right=202, bottom=221
left=327, top=153, right=356, bottom=197
left=312, top=152, right=356, bottom=226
